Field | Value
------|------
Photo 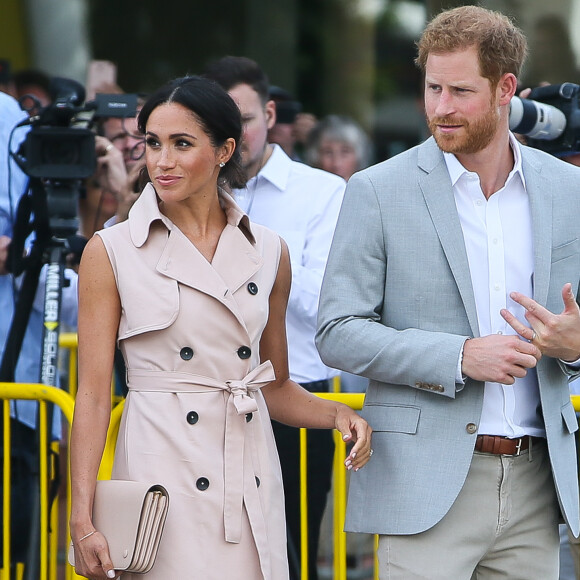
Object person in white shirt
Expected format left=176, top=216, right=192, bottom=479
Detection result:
left=316, top=6, right=580, bottom=580
left=204, top=56, right=346, bottom=580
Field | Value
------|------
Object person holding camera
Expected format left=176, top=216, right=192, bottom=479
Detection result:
left=79, top=101, right=145, bottom=239
left=0, top=90, right=79, bottom=571
left=316, top=6, right=580, bottom=579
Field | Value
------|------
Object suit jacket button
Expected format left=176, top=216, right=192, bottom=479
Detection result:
left=237, top=346, right=251, bottom=359
left=466, top=423, right=477, bottom=434
left=180, top=347, right=194, bottom=360
left=186, top=411, right=199, bottom=425
left=196, top=477, right=210, bottom=491
left=247, top=282, right=258, bottom=295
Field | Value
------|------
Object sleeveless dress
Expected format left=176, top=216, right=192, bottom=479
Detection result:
left=96, top=184, right=288, bottom=579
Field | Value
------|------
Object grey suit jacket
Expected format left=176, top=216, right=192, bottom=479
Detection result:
left=316, top=136, right=580, bottom=536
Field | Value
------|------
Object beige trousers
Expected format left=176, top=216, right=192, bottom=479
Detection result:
left=567, top=526, right=580, bottom=578
left=377, top=440, right=560, bottom=580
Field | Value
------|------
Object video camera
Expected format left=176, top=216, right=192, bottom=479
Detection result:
left=9, top=77, right=138, bottom=246
left=14, top=76, right=138, bottom=180
left=509, top=82, right=580, bottom=157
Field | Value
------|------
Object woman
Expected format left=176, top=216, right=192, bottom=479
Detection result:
left=305, top=114, right=372, bottom=181
left=69, top=76, right=372, bottom=580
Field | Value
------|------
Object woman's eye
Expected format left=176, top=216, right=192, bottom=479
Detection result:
left=145, top=137, right=159, bottom=147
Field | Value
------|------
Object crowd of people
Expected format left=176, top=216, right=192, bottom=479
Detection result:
left=2, top=4, right=580, bottom=580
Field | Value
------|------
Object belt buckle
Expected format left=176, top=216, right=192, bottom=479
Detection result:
left=515, top=437, right=523, bottom=456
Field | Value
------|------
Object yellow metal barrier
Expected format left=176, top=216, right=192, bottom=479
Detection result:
left=2, top=372, right=580, bottom=579
left=0, top=383, right=75, bottom=580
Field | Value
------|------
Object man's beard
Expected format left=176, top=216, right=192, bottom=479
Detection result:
left=428, top=102, right=500, bottom=155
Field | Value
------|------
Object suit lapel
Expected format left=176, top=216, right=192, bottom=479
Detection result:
left=522, top=151, right=553, bottom=306
left=417, top=139, right=480, bottom=337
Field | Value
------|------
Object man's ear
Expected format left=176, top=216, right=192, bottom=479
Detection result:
left=265, top=99, right=276, bottom=130
left=497, top=73, right=518, bottom=106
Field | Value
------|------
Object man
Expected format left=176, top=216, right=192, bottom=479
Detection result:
left=204, top=56, right=346, bottom=580
left=267, top=85, right=303, bottom=161
left=316, top=6, right=580, bottom=579
left=0, top=90, right=78, bottom=570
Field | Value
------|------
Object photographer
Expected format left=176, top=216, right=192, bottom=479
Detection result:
left=79, top=102, right=145, bottom=238
left=0, top=91, right=79, bottom=571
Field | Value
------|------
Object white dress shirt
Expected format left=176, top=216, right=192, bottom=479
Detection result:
left=233, top=144, right=345, bottom=383
left=445, top=133, right=545, bottom=438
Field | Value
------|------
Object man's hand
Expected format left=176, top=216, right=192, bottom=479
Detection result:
left=114, top=161, right=145, bottom=223
left=94, top=135, right=129, bottom=197
left=0, top=235, right=11, bottom=275
left=462, top=334, right=541, bottom=385
left=501, top=283, right=580, bottom=362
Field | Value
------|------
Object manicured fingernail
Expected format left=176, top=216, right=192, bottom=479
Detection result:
left=343, top=434, right=349, bottom=440
left=351, top=452, right=356, bottom=459
left=347, top=464, right=353, bottom=470
left=107, top=571, right=116, bottom=578
left=345, top=459, right=352, bottom=467
left=354, top=467, right=360, bottom=472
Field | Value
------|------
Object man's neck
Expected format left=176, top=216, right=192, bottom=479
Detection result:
left=455, top=132, right=514, bottom=200
left=246, top=143, right=274, bottom=180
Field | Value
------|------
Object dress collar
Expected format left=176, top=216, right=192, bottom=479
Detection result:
left=128, top=182, right=256, bottom=248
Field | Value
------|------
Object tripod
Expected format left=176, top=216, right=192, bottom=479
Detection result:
left=0, top=176, right=80, bottom=580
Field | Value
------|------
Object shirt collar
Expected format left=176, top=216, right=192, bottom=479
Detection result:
left=128, top=182, right=256, bottom=248
left=443, top=132, right=526, bottom=189
left=250, top=143, right=291, bottom=191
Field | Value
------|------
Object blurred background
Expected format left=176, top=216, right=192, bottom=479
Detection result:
left=1, top=0, right=579, bottom=167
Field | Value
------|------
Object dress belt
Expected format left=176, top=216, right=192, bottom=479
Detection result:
left=126, top=361, right=276, bottom=577
left=475, top=434, right=541, bottom=456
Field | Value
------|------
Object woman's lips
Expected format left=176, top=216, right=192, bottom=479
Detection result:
left=156, top=175, right=181, bottom=186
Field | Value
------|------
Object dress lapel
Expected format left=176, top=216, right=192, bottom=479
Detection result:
left=130, top=184, right=263, bottom=330
left=155, top=220, right=263, bottom=331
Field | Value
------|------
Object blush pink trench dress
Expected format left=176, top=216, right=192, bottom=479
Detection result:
left=95, top=184, right=288, bottom=579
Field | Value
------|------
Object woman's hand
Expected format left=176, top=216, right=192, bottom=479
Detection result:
left=71, top=528, right=118, bottom=579
left=335, top=405, right=373, bottom=471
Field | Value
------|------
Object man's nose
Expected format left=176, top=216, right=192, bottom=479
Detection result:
left=435, top=90, right=455, bottom=116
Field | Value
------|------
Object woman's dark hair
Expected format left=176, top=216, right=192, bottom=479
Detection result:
left=138, top=75, right=246, bottom=189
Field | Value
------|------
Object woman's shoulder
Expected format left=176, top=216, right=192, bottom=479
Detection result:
left=248, top=221, right=282, bottom=254
left=94, top=220, right=132, bottom=251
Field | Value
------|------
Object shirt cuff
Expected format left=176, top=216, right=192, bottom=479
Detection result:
left=561, top=355, right=580, bottom=369
left=456, top=338, right=470, bottom=386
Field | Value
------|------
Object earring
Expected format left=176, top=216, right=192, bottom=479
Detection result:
left=219, top=162, right=225, bottom=167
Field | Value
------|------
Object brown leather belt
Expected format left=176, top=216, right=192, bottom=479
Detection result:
left=475, top=435, right=538, bottom=456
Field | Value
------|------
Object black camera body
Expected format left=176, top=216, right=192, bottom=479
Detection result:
left=10, top=78, right=138, bottom=244
left=509, top=83, right=580, bottom=157
left=14, top=77, right=138, bottom=180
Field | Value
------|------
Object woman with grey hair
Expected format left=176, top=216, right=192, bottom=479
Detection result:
left=305, top=114, right=372, bottom=181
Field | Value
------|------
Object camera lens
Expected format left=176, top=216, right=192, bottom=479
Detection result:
left=509, top=96, right=566, bottom=140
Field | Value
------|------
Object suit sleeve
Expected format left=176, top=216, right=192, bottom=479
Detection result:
left=315, top=170, right=468, bottom=398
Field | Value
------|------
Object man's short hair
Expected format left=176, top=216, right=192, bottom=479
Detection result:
left=415, top=5, right=528, bottom=87
left=203, top=56, right=270, bottom=105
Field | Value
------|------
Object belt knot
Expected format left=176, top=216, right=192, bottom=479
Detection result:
left=225, top=361, right=275, bottom=415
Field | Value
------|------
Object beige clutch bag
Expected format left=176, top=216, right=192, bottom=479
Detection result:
left=68, top=480, right=169, bottom=574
